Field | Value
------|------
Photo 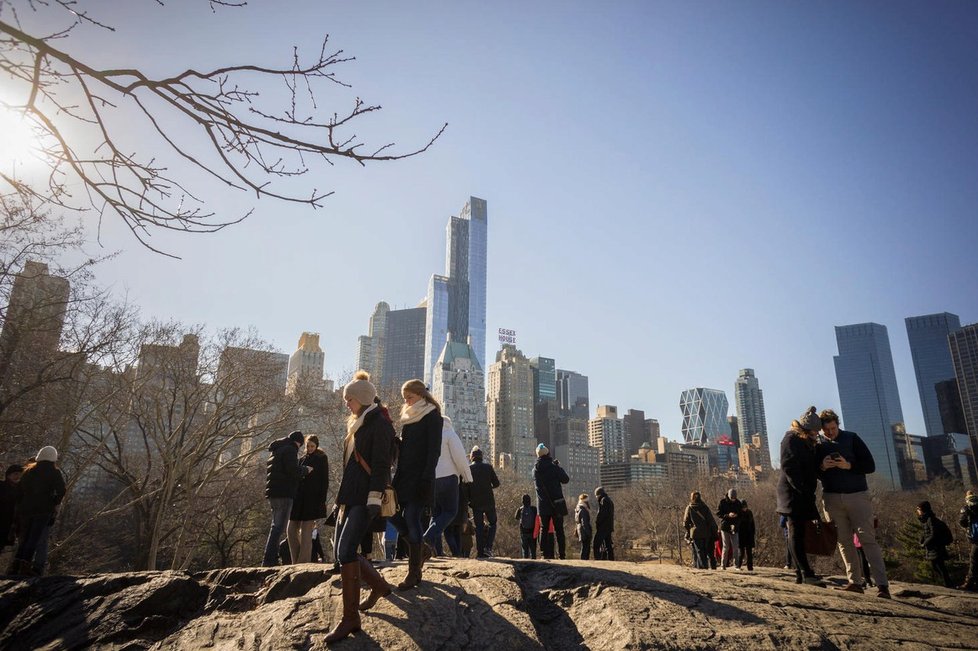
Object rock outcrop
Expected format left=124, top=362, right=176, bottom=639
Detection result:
left=2, top=559, right=977, bottom=650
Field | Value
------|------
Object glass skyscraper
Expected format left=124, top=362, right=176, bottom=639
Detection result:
left=680, top=388, right=731, bottom=446
left=382, top=307, right=427, bottom=389
left=833, top=323, right=906, bottom=491
left=557, top=369, right=589, bottom=419
left=734, top=368, right=771, bottom=469
left=905, top=312, right=961, bottom=438
left=423, top=196, right=487, bottom=385
left=949, top=324, right=978, bottom=466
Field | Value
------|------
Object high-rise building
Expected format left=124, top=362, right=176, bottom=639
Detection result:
left=646, top=418, right=661, bottom=451
left=557, top=369, right=589, bottom=419
left=432, top=338, right=487, bottom=454
left=423, top=197, right=487, bottom=384
left=949, top=324, right=978, bottom=465
left=936, top=379, right=968, bottom=436
left=487, top=344, right=534, bottom=473
left=734, top=368, right=771, bottom=469
left=588, top=405, right=626, bottom=464
left=553, top=440, right=600, bottom=507
left=356, top=302, right=389, bottom=385
left=220, top=346, right=289, bottom=394
left=906, top=313, right=962, bottom=437
left=833, top=323, right=907, bottom=491
left=530, top=356, right=558, bottom=449
left=623, top=408, right=651, bottom=457
left=287, top=332, right=328, bottom=394
left=679, top=388, right=731, bottom=446
left=382, top=306, right=427, bottom=389
left=727, top=416, right=740, bottom=446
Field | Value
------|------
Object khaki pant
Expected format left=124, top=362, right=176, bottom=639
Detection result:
left=287, top=520, right=315, bottom=564
left=822, top=491, right=888, bottom=588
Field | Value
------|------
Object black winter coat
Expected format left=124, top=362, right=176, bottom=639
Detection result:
left=452, top=482, right=472, bottom=527
left=265, top=438, right=303, bottom=499
left=683, top=501, right=717, bottom=541
left=393, top=409, right=442, bottom=506
left=290, top=449, right=329, bottom=521
left=777, top=430, right=818, bottom=519
left=575, top=504, right=592, bottom=540
left=336, top=407, right=395, bottom=507
left=595, top=493, right=615, bottom=533
left=15, top=461, right=66, bottom=518
left=920, top=513, right=949, bottom=561
left=0, top=480, right=18, bottom=545
left=716, top=497, right=742, bottom=532
left=738, top=510, right=757, bottom=548
left=533, top=456, right=569, bottom=516
left=468, top=461, right=500, bottom=509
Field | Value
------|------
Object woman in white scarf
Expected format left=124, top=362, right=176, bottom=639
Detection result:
left=390, top=378, right=443, bottom=591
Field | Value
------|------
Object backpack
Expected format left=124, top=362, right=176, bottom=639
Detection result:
left=934, top=517, right=954, bottom=547
left=520, top=505, right=537, bottom=531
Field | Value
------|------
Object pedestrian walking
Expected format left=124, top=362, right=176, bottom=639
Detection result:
left=468, top=446, right=500, bottom=558
left=717, top=489, right=742, bottom=569
left=683, top=491, right=717, bottom=570
left=422, top=416, right=471, bottom=556
left=262, top=430, right=306, bottom=567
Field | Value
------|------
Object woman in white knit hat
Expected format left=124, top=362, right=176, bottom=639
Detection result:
left=7, top=446, right=65, bottom=577
left=324, top=372, right=396, bottom=644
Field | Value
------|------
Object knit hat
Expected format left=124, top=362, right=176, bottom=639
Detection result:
left=470, top=445, right=483, bottom=461
left=288, top=431, right=305, bottom=445
left=536, top=443, right=549, bottom=457
left=798, top=406, right=821, bottom=432
left=343, top=370, right=377, bottom=407
left=36, top=446, right=58, bottom=463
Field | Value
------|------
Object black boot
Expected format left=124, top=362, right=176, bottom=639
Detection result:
left=397, top=542, right=422, bottom=591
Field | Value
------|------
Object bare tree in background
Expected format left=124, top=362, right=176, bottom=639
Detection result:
left=0, top=1, right=446, bottom=254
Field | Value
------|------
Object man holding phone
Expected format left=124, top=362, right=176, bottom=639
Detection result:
left=816, top=409, right=891, bottom=598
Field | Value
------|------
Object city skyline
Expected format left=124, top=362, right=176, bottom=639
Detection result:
left=11, top=2, right=974, bottom=458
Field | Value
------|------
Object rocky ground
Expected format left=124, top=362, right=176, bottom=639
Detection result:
left=1, top=559, right=977, bottom=650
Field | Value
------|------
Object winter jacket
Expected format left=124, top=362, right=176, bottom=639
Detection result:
left=683, top=500, right=717, bottom=541
left=15, top=461, right=66, bottom=518
left=595, top=493, right=615, bottom=533
left=393, top=408, right=442, bottom=506
left=716, top=497, right=742, bottom=533
left=335, top=407, right=395, bottom=508
left=265, top=437, right=303, bottom=499
left=777, top=430, right=818, bottom=519
left=533, top=455, right=569, bottom=517
left=739, top=510, right=757, bottom=548
left=0, top=479, right=19, bottom=545
left=815, top=430, right=876, bottom=494
left=290, top=449, right=329, bottom=521
left=575, top=503, right=592, bottom=540
left=468, top=461, right=500, bottom=509
left=920, top=513, right=950, bottom=561
left=960, top=501, right=978, bottom=544
left=435, top=421, right=473, bottom=482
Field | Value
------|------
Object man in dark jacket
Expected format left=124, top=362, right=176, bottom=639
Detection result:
left=0, top=465, right=23, bottom=557
left=516, top=494, right=538, bottom=559
left=816, top=409, right=890, bottom=597
left=468, top=446, right=500, bottom=558
left=918, top=501, right=953, bottom=587
left=262, top=430, right=306, bottom=566
left=716, top=489, right=742, bottom=569
left=959, top=490, right=978, bottom=592
left=593, top=486, right=615, bottom=561
left=737, top=500, right=756, bottom=571
left=534, top=444, right=570, bottom=559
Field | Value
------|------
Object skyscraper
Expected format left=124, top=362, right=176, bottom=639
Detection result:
left=423, top=197, right=488, bottom=384
left=530, top=356, right=558, bottom=449
left=622, top=408, right=650, bottom=457
left=949, top=324, right=978, bottom=465
left=356, top=301, right=389, bottom=385
left=589, top=405, right=626, bottom=464
left=906, top=312, right=961, bottom=437
left=734, top=368, right=771, bottom=469
left=833, top=323, right=906, bottom=491
left=432, top=338, right=487, bottom=454
left=287, top=332, right=326, bottom=394
left=382, top=306, right=427, bottom=389
left=557, top=369, right=589, bottom=419
left=679, top=388, right=731, bottom=446
left=486, top=344, right=534, bottom=473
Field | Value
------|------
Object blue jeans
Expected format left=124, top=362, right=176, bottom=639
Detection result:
left=262, top=498, right=293, bottom=566
left=692, top=539, right=714, bottom=569
left=391, top=501, right=426, bottom=545
left=15, top=515, right=50, bottom=567
left=336, top=505, right=371, bottom=565
left=423, top=476, right=459, bottom=554
left=473, top=506, right=497, bottom=556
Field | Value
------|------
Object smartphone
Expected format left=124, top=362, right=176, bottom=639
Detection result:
left=830, top=453, right=843, bottom=461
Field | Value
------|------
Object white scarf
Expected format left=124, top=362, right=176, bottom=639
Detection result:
left=344, top=403, right=377, bottom=465
left=399, top=400, right=436, bottom=426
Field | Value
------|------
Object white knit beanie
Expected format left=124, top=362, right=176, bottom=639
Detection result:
left=343, top=370, right=377, bottom=407
left=36, top=446, right=58, bottom=463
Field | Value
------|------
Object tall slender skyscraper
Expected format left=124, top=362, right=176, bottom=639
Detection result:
left=487, top=344, right=534, bottom=473
left=906, top=312, right=961, bottom=437
left=530, top=356, right=558, bottom=449
left=356, top=302, right=389, bottom=385
left=589, top=405, right=626, bottom=464
left=734, top=368, right=771, bottom=469
left=949, top=324, right=978, bottom=465
left=679, top=388, right=731, bottom=446
left=424, top=197, right=487, bottom=384
left=557, top=369, right=589, bottom=419
left=833, top=323, right=906, bottom=491
left=287, top=332, right=326, bottom=394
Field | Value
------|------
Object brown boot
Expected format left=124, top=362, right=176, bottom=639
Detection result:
left=325, top=562, right=361, bottom=644
left=397, top=542, right=422, bottom=591
left=358, top=556, right=392, bottom=611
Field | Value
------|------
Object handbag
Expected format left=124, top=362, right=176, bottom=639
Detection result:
left=551, top=498, right=569, bottom=517
left=354, top=449, right=398, bottom=518
left=804, top=518, right=838, bottom=556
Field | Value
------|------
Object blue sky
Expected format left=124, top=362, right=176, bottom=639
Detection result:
left=9, top=1, right=978, bottom=463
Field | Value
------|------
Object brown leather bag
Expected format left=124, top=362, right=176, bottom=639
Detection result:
left=354, top=449, right=398, bottom=518
left=804, top=519, right=839, bottom=556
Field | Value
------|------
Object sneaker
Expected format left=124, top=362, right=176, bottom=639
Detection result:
left=877, top=586, right=892, bottom=599
left=802, top=575, right=825, bottom=586
left=834, top=583, right=865, bottom=594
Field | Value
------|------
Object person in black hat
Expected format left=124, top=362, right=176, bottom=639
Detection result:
left=917, top=501, right=953, bottom=587
left=261, top=430, right=307, bottom=566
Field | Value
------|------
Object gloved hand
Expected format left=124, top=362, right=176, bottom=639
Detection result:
left=367, top=504, right=381, bottom=520
left=417, top=479, right=432, bottom=501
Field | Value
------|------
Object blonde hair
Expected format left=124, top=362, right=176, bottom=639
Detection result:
left=401, top=379, right=441, bottom=413
left=579, top=493, right=589, bottom=501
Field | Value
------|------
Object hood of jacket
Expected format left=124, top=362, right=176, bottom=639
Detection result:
left=268, top=437, right=293, bottom=453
